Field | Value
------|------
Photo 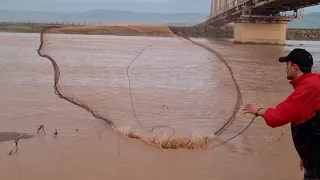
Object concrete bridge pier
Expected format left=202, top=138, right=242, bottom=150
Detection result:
left=233, top=18, right=289, bottom=45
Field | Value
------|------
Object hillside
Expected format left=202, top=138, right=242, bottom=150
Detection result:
left=0, top=9, right=319, bottom=29
left=0, top=9, right=207, bottom=26
left=288, top=12, right=320, bottom=29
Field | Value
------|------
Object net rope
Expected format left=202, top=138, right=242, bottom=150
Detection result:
left=36, top=24, right=254, bottom=150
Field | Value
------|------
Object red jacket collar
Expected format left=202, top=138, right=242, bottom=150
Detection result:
left=289, top=73, right=318, bottom=89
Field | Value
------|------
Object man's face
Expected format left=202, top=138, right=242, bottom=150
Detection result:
left=286, top=61, right=298, bottom=80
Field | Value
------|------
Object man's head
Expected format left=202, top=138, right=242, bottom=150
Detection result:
left=279, top=48, right=313, bottom=80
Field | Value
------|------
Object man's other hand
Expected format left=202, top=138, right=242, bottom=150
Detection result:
left=243, top=103, right=262, bottom=116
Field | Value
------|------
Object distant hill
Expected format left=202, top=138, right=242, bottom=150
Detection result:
left=0, top=9, right=319, bottom=28
left=288, top=12, right=320, bottom=29
left=0, top=9, right=207, bottom=26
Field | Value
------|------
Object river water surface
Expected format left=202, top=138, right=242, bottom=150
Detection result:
left=0, top=32, right=319, bottom=180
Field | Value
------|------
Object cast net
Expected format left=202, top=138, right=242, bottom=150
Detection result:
left=37, top=23, right=242, bottom=150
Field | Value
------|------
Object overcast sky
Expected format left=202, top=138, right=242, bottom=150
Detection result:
left=1, top=0, right=319, bottom=14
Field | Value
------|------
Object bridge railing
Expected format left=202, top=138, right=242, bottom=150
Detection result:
left=208, top=0, right=250, bottom=19
left=279, top=8, right=304, bottom=19
left=208, top=0, right=305, bottom=20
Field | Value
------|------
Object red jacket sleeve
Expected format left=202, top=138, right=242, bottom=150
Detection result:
left=264, top=88, right=312, bottom=128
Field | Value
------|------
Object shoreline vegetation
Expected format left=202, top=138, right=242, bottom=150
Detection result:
left=1, top=22, right=320, bottom=41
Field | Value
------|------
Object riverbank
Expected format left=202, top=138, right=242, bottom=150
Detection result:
left=170, top=25, right=320, bottom=41
left=1, top=22, right=320, bottom=40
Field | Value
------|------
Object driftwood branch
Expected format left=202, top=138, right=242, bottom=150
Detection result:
left=37, top=125, right=45, bottom=134
left=117, top=139, right=121, bottom=156
left=278, top=132, right=284, bottom=142
left=267, top=132, right=272, bottom=143
left=8, top=133, right=21, bottom=156
left=54, top=129, right=58, bottom=138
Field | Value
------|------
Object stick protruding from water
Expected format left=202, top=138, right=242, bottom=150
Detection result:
left=8, top=133, right=21, bottom=156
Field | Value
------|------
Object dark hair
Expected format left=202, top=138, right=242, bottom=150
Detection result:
left=291, top=62, right=312, bottom=73
left=299, top=66, right=312, bottom=73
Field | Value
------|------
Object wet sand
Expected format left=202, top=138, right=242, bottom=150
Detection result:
left=0, top=32, right=319, bottom=179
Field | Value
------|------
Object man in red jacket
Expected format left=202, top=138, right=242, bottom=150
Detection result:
left=243, top=48, right=320, bottom=180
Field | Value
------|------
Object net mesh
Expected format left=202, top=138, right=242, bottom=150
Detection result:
left=37, top=24, right=242, bottom=150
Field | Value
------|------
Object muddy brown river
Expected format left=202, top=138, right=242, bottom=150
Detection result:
left=0, top=32, right=319, bottom=180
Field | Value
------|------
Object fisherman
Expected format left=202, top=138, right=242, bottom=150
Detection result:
left=243, top=48, right=320, bottom=180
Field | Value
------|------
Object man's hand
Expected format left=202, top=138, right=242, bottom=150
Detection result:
left=243, top=103, right=264, bottom=116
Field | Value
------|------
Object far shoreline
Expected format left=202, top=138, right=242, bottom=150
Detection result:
left=1, top=22, right=320, bottom=41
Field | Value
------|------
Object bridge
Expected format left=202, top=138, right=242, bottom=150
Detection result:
left=206, top=0, right=320, bottom=44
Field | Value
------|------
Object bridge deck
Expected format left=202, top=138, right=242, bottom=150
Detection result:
left=253, top=0, right=320, bottom=14
left=207, top=0, right=320, bottom=26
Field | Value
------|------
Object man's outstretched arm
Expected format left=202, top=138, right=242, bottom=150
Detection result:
left=243, top=87, right=312, bottom=128
left=243, top=102, right=293, bottom=128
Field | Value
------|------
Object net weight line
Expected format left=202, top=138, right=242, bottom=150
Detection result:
left=36, top=26, right=179, bottom=147
left=172, top=32, right=257, bottom=148
left=36, top=25, right=257, bottom=149
left=37, top=26, right=116, bottom=130
left=173, top=33, right=242, bottom=136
